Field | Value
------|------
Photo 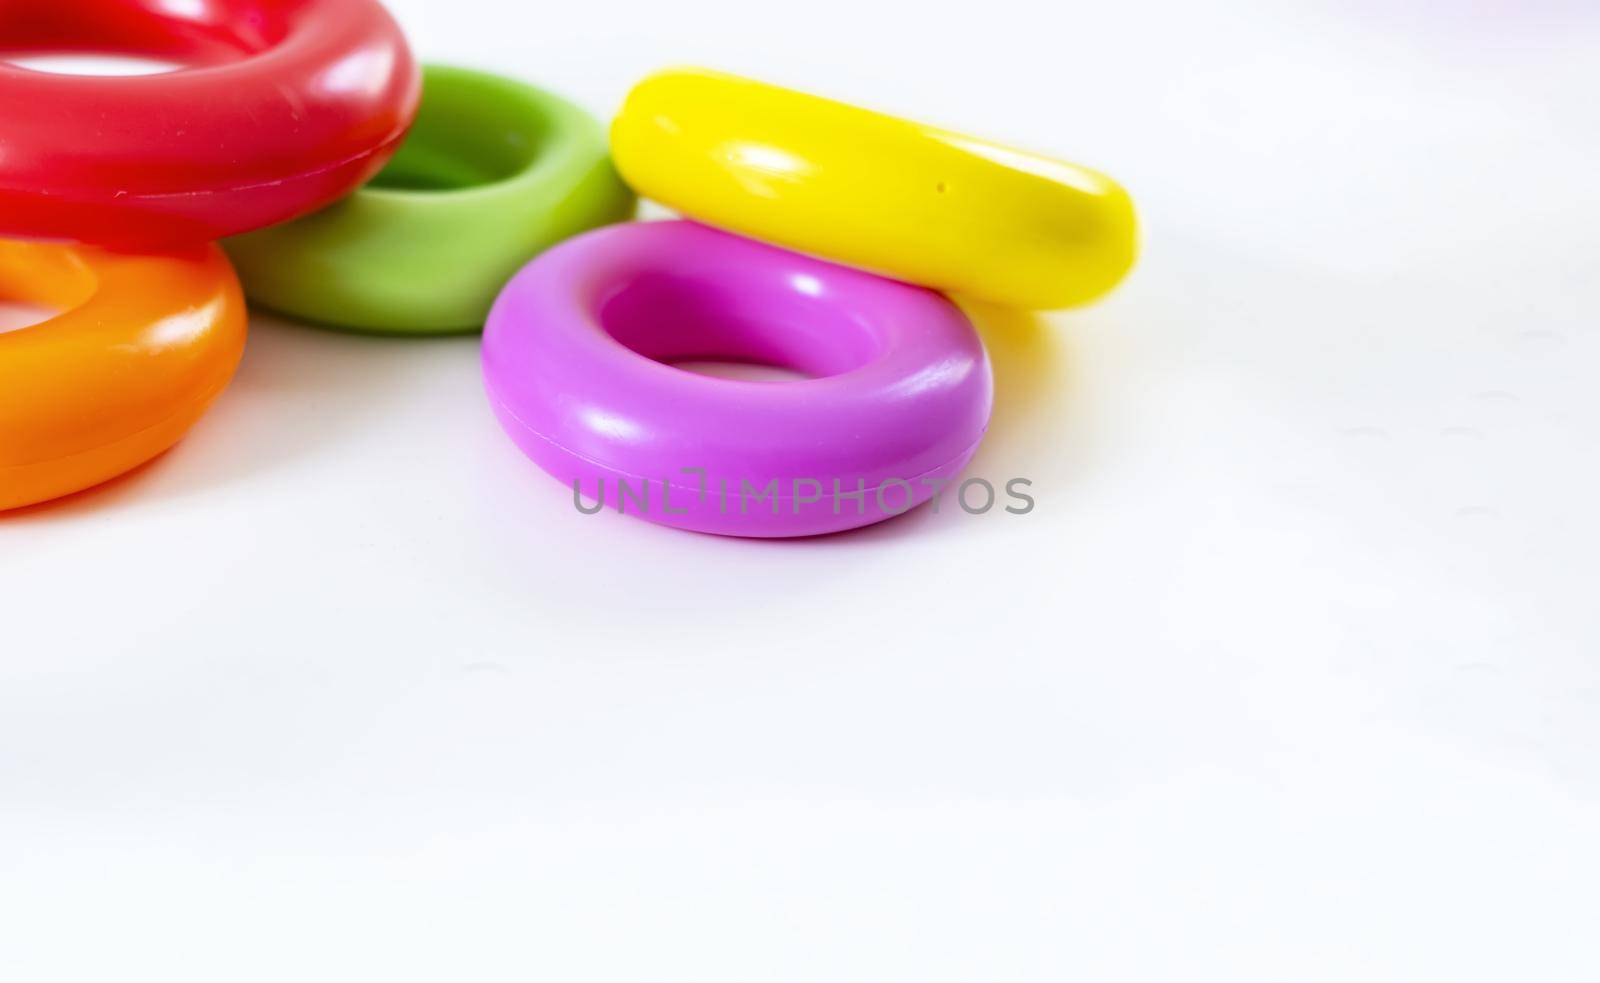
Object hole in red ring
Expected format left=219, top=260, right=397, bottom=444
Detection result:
left=3, top=53, right=187, bottom=75
left=0, top=0, right=290, bottom=68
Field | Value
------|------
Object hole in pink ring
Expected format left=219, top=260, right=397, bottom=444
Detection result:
left=668, top=359, right=812, bottom=382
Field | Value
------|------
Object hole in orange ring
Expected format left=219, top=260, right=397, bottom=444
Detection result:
left=0, top=242, right=99, bottom=333
left=0, top=301, right=59, bottom=334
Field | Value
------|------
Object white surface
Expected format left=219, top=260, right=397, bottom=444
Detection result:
left=4, top=1, right=1600, bottom=979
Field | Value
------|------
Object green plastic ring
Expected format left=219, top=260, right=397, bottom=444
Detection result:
left=225, top=65, right=635, bottom=334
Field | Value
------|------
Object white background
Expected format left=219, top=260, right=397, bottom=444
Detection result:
left=3, top=0, right=1599, bottom=979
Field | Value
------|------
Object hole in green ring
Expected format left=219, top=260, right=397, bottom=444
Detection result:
left=366, top=68, right=556, bottom=193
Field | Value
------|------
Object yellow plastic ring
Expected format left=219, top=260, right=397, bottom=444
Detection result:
left=611, top=68, right=1138, bottom=310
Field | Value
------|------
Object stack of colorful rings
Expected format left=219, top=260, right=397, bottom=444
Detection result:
left=2, top=3, right=1136, bottom=535
left=483, top=68, right=1138, bottom=537
left=225, top=65, right=634, bottom=334
left=1, top=0, right=421, bottom=509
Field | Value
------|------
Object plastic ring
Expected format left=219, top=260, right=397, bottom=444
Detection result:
left=0, top=240, right=247, bottom=511
left=612, top=68, right=1138, bottom=310
left=0, top=0, right=420, bottom=247
left=482, top=221, right=993, bottom=538
left=226, top=65, right=635, bottom=334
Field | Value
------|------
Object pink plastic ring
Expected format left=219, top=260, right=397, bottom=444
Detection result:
left=482, top=221, right=993, bottom=537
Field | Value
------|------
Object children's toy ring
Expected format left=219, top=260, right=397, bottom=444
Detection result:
left=482, top=220, right=993, bottom=538
left=611, top=68, right=1139, bottom=310
left=0, top=0, right=420, bottom=247
left=225, top=65, right=635, bottom=334
left=0, top=241, right=247, bottom=511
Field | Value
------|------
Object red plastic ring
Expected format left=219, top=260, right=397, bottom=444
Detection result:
left=0, top=0, right=421, bottom=246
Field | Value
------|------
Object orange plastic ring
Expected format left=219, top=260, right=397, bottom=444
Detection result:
left=0, top=241, right=247, bottom=511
